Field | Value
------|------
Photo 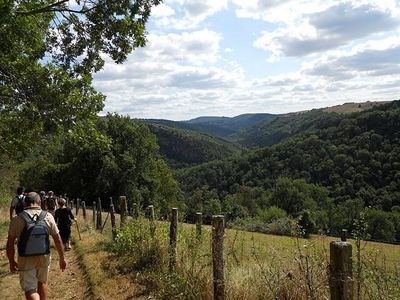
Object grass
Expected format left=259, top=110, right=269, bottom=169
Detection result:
left=72, top=211, right=149, bottom=300
left=105, top=215, right=399, bottom=299
left=68, top=209, right=400, bottom=299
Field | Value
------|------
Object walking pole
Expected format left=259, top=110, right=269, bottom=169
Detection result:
left=75, top=219, right=82, bottom=240
left=100, top=211, right=110, bottom=233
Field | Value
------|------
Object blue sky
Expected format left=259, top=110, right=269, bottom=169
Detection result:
left=93, top=0, right=400, bottom=120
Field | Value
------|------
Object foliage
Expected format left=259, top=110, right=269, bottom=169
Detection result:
left=0, top=0, right=160, bottom=158
left=20, top=114, right=180, bottom=216
left=111, top=218, right=165, bottom=271
left=176, top=101, right=400, bottom=242
left=147, top=124, right=242, bottom=169
left=143, top=113, right=277, bottom=139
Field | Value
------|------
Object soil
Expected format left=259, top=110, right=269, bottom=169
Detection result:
left=0, top=235, right=90, bottom=299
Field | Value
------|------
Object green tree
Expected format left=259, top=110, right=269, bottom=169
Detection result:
left=1, top=0, right=161, bottom=157
left=365, top=209, right=396, bottom=242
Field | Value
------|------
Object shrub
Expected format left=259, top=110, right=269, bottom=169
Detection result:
left=266, top=217, right=301, bottom=237
left=110, top=217, right=166, bottom=271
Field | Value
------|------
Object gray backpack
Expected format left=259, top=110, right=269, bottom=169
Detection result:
left=17, top=211, right=50, bottom=257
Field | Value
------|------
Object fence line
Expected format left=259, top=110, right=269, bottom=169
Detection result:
left=75, top=198, right=358, bottom=300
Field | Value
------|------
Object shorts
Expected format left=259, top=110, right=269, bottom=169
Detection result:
left=19, top=266, right=49, bottom=292
left=18, top=255, right=51, bottom=292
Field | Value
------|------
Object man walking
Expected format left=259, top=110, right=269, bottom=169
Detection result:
left=6, top=192, right=67, bottom=300
left=45, top=191, right=57, bottom=217
left=9, top=186, right=25, bottom=220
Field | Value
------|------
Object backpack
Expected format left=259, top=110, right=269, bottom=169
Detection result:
left=47, top=197, right=56, bottom=210
left=15, top=195, right=25, bottom=214
left=17, top=211, right=50, bottom=257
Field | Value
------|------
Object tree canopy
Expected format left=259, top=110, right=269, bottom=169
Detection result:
left=0, top=0, right=161, bottom=157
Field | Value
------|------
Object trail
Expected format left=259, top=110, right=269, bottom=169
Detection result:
left=0, top=225, right=90, bottom=299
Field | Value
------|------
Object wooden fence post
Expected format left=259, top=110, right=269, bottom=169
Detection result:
left=76, top=198, right=80, bottom=216
left=110, top=199, right=116, bottom=240
left=92, top=201, right=96, bottom=225
left=329, top=234, right=353, bottom=300
left=212, top=215, right=225, bottom=300
left=119, top=196, right=128, bottom=228
left=147, top=205, right=155, bottom=237
left=169, top=208, right=178, bottom=272
left=196, top=212, right=202, bottom=239
left=96, top=197, right=102, bottom=230
left=69, top=200, right=73, bottom=210
left=132, top=203, right=139, bottom=219
left=82, top=201, right=86, bottom=220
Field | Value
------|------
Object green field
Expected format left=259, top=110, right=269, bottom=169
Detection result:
left=105, top=215, right=400, bottom=299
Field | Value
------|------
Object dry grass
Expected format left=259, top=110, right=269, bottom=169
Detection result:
left=19, top=207, right=396, bottom=300
left=99, top=215, right=398, bottom=299
left=322, top=101, right=390, bottom=114
left=73, top=211, right=149, bottom=300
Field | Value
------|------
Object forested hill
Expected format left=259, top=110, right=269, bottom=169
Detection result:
left=175, top=100, right=400, bottom=243
left=233, top=101, right=390, bottom=148
left=140, top=113, right=276, bottom=139
left=146, top=124, right=243, bottom=169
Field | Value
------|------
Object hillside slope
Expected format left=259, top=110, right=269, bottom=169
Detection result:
left=147, top=123, right=243, bottom=168
left=234, top=101, right=391, bottom=148
left=176, top=100, right=400, bottom=242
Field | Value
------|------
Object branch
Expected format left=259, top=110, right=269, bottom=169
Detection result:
left=16, top=0, right=71, bottom=15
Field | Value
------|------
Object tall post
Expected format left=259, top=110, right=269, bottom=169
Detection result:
left=96, top=197, right=102, bottom=230
left=82, top=201, right=86, bottom=220
left=92, top=201, right=96, bottom=225
left=196, top=212, right=202, bottom=239
left=119, top=196, right=128, bottom=228
left=147, top=205, right=155, bottom=238
left=110, top=199, right=116, bottom=240
left=212, top=215, right=225, bottom=300
left=132, top=203, right=139, bottom=219
left=76, top=198, right=80, bottom=216
left=169, top=208, right=178, bottom=272
left=329, top=235, right=353, bottom=300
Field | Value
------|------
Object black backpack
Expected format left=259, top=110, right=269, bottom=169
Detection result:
left=15, top=195, right=25, bottom=214
left=17, top=211, right=50, bottom=257
left=47, top=197, right=56, bottom=210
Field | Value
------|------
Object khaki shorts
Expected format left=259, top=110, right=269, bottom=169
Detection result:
left=18, top=255, right=51, bottom=292
left=19, top=266, right=49, bottom=292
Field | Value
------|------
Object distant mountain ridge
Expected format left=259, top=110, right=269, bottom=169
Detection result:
left=137, top=101, right=392, bottom=167
left=140, top=113, right=277, bottom=139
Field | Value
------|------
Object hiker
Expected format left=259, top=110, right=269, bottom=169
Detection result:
left=9, top=186, right=25, bottom=220
left=46, top=191, right=57, bottom=217
left=55, top=198, right=75, bottom=251
left=6, top=191, right=67, bottom=300
left=39, top=191, right=46, bottom=210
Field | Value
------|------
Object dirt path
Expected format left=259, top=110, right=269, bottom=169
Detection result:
left=0, top=229, right=90, bottom=299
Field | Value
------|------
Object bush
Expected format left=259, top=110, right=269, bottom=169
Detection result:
left=110, top=218, right=166, bottom=271
left=266, top=217, right=301, bottom=237
left=258, top=206, right=287, bottom=223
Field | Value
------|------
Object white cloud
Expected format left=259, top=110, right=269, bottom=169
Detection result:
left=93, top=1, right=400, bottom=120
left=152, top=0, right=228, bottom=29
left=253, top=1, right=400, bottom=58
left=151, top=4, right=175, bottom=18
left=303, top=37, right=400, bottom=80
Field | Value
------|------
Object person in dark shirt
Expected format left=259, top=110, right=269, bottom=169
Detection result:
left=39, top=191, right=46, bottom=210
left=54, top=198, right=75, bottom=251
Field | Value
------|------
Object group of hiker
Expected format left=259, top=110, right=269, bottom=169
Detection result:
left=6, top=187, right=77, bottom=299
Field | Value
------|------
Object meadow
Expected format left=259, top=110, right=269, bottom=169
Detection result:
left=74, top=209, right=400, bottom=300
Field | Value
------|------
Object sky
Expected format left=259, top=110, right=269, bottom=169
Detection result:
left=93, top=0, right=400, bottom=121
